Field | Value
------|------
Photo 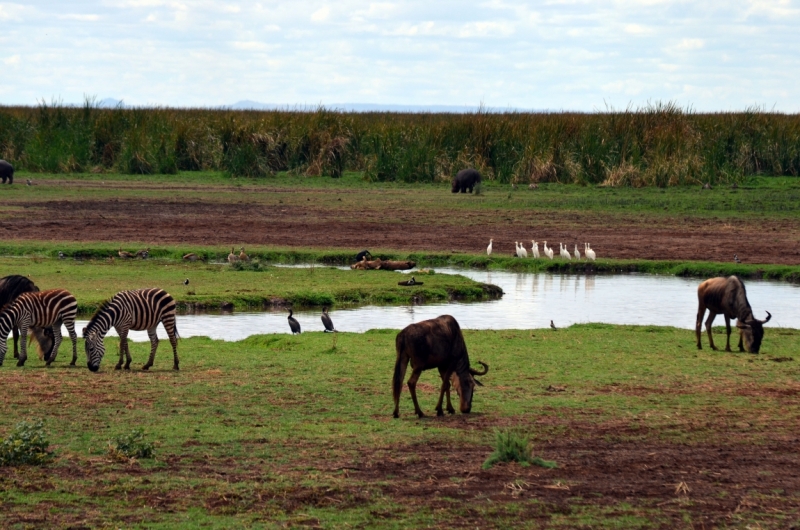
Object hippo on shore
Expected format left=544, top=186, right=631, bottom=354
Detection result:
left=0, top=160, right=13, bottom=184
left=451, top=168, right=481, bottom=193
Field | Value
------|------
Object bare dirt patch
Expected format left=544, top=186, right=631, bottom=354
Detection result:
left=3, top=196, right=800, bottom=264
left=345, top=437, right=800, bottom=528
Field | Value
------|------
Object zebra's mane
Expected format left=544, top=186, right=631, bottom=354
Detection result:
left=86, top=299, right=114, bottom=330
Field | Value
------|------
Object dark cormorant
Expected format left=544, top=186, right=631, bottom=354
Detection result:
left=288, top=309, right=301, bottom=334
left=321, top=307, right=335, bottom=332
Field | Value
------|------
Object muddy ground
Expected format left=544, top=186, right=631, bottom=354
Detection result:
left=3, top=430, right=798, bottom=528
left=4, top=192, right=800, bottom=264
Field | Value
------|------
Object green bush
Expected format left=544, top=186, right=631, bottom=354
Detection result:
left=482, top=429, right=557, bottom=470
left=0, top=420, right=53, bottom=466
left=107, top=429, right=155, bottom=461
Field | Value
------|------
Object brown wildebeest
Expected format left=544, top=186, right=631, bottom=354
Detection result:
left=393, top=315, right=488, bottom=418
left=0, top=275, right=54, bottom=361
left=696, top=276, right=771, bottom=353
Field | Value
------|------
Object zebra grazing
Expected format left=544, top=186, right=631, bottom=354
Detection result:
left=0, top=289, right=78, bottom=367
left=0, top=275, right=55, bottom=361
left=83, top=288, right=179, bottom=372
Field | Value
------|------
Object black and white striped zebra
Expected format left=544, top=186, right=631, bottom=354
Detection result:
left=0, top=275, right=55, bottom=361
left=0, top=288, right=78, bottom=367
left=82, top=288, right=179, bottom=372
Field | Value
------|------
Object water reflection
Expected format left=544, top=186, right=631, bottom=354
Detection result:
left=72, top=267, right=800, bottom=341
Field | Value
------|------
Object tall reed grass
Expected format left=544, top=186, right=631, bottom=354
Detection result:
left=1, top=100, right=799, bottom=186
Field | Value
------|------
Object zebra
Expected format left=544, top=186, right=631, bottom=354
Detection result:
left=0, top=289, right=78, bottom=367
left=82, top=288, right=179, bottom=372
left=0, top=275, right=55, bottom=361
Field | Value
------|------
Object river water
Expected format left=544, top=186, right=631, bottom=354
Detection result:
left=72, top=267, right=799, bottom=341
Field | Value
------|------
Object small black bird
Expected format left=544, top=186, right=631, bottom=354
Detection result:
left=321, top=307, right=335, bottom=332
left=734, top=254, right=741, bottom=264
left=408, top=276, right=416, bottom=285
left=355, top=249, right=372, bottom=262
left=550, top=320, right=557, bottom=331
left=183, top=278, right=190, bottom=285
left=26, top=179, right=32, bottom=186
left=58, top=251, right=65, bottom=259
left=288, top=309, right=301, bottom=334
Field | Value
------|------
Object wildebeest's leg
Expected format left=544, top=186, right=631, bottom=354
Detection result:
left=116, top=328, right=130, bottom=370
left=696, top=304, right=706, bottom=349
left=406, top=368, right=426, bottom=418
left=64, top=319, right=78, bottom=365
left=392, top=354, right=409, bottom=418
left=737, top=329, right=745, bottom=352
left=438, top=367, right=455, bottom=415
left=705, top=312, right=718, bottom=350
left=724, top=315, right=732, bottom=352
left=45, top=324, right=63, bottom=366
left=142, top=327, right=159, bottom=370
left=12, top=327, right=19, bottom=359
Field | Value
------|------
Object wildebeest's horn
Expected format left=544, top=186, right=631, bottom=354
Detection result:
left=762, top=311, right=772, bottom=323
left=470, top=361, right=489, bottom=376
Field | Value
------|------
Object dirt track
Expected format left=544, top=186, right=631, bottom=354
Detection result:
left=4, top=195, right=800, bottom=264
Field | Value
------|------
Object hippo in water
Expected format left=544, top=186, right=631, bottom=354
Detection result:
left=451, top=168, right=481, bottom=193
left=0, top=160, right=13, bottom=184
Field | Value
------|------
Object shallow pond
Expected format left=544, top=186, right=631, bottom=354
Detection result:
left=72, top=267, right=799, bottom=341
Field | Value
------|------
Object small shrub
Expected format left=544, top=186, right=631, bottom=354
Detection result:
left=107, top=429, right=155, bottom=461
left=482, top=429, right=557, bottom=470
left=0, top=420, right=53, bottom=466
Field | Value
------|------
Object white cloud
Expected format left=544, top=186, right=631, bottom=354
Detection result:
left=0, top=0, right=798, bottom=110
left=58, top=14, right=100, bottom=21
left=310, top=5, right=330, bottom=22
left=3, top=54, right=21, bottom=65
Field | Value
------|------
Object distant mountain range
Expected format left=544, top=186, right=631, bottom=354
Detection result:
left=227, top=100, right=533, bottom=113
left=93, top=98, right=535, bottom=113
left=86, top=98, right=536, bottom=114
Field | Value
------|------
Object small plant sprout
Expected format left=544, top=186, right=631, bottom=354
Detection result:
left=107, top=429, right=155, bottom=462
left=482, top=429, right=557, bottom=470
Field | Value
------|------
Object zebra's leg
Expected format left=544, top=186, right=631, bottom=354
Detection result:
left=17, top=323, right=29, bottom=367
left=164, top=318, right=179, bottom=371
left=64, top=319, right=78, bottom=365
left=142, top=327, right=159, bottom=371
left=46, top=324, right=64, bottom=367
left=116, top=329, right=129, bottom=370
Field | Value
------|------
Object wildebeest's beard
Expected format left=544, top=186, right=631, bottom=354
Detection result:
left=456, top=374, right=475, bottom=413
left=737, top=311, right=770, bottom=353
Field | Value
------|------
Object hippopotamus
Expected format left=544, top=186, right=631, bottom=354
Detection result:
left=0, top=160, right=13, bottom=184
left=451, top=168, right=481, bottom=193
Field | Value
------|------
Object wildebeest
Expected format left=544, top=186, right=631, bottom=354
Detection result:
left=451, top=168, right=481, bottom=193
left=0, top=275, right=54, bottom=361
left=393, top=315, right=489, bottom=418
left=0, top=160, right=13, bottom=184
left=696, top=276, right=772, bottom=353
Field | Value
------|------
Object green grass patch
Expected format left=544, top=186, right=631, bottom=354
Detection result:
left=0, top=325, right=797, bottom=527
left=0, top=251, right=498, bottom=312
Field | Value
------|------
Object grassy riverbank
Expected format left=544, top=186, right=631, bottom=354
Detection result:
left=0, top=254, right=499, bottom=312
left=0, top=326, right=798, bottom=528
left=3, top=241, right=800, bottom=286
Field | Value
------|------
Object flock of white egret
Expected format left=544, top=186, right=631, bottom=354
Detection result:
left=486, top=239, right=597, bottom=261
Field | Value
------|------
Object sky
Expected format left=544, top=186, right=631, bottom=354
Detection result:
left=1, top=1, right=799, bottom=111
